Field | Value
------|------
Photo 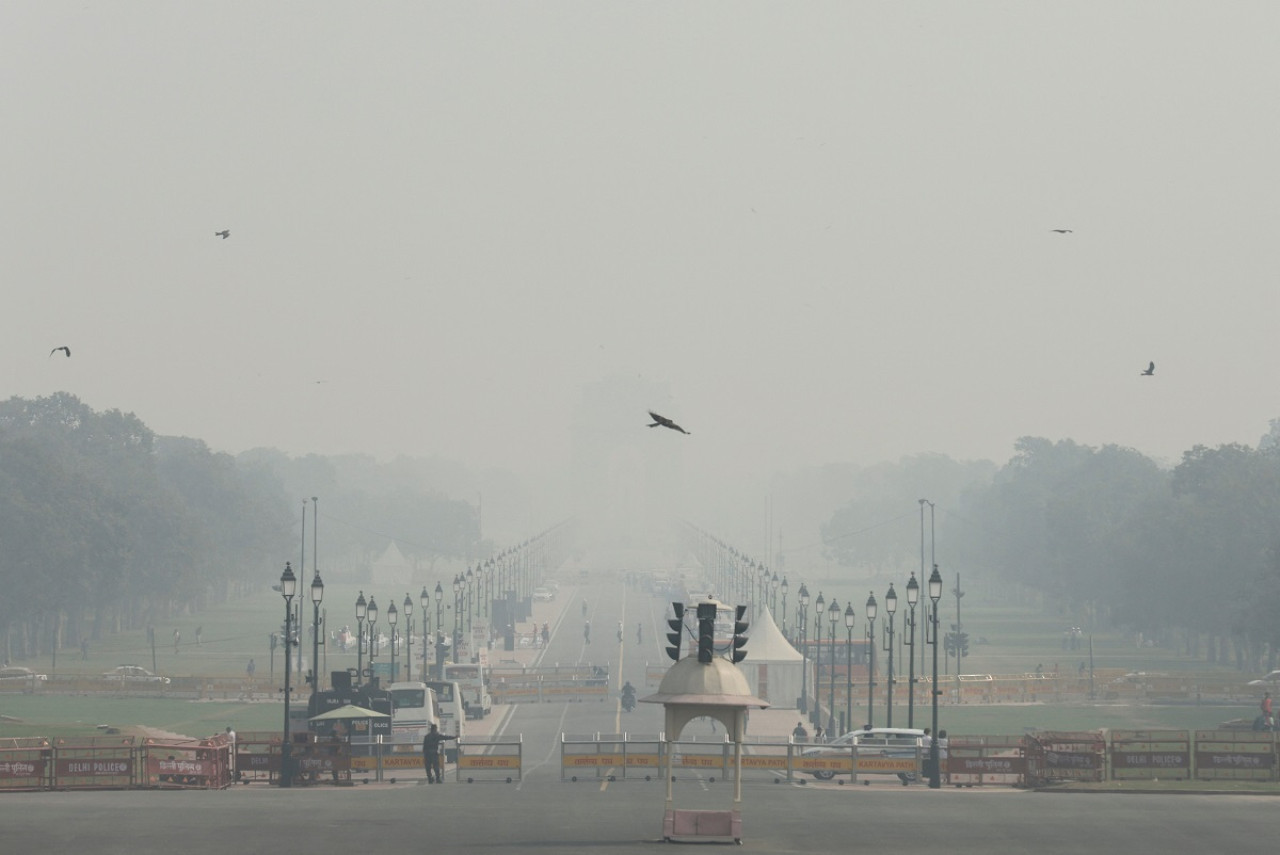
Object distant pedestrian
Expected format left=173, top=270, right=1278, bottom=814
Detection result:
left=246, top=658, right=256, bottom=678
left=1263, top=692, right=1274, bottom=730
left=421, top=723, right=456, bottom=784
left=196, top=626, right=203, bottom=646
left=541, top=623, right=550, bottom=646
left=637, top=623, right=643, bottom=644
left=173, top=629, right=181, bottom=653
left=80, top=638, right=89, bottom=660
left=792, top=721, right=808, bottom=743
left=617, top=621, right=623, bottom=644
left=584, top=620, right=591, bottom=645
left=814, top=726, right=824, bottom=743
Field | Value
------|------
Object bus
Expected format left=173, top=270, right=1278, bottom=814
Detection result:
left=443, top=662, right=493, bottom=720
left=387, top=681, right=440, bottom=751
left=423, top=679, right=465, bottom=762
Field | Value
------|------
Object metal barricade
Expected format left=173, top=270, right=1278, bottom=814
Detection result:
left=52, top=736, right=137, bottom=789
left=0, top=738, right=53, bottom=791
left=947, top=736, right=1025, bottom=787
left=456, top=736, right=523, bottom=783
left=1110, top=729, right=1191, bottom=781
left=1193, top=729, right=1276, bottom=782
left=1024, top=731, right=1104, bottom=786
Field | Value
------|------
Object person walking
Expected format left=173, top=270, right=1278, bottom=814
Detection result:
left=583, top=620, right=591, bottom=645
left=636, top=622, right=643, bottom=644
left=1263, top=692, right=1274, bottom=730
left=421, top=723, right=456, bottom=784
left=792, top=721, right=809, bottom=743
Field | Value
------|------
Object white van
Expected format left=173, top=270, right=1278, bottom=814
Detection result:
left=387, top=682, right=440, bottom=751
left=803, top=727, right=926, bottom=781
left=443, top=662, right=493, bottom=720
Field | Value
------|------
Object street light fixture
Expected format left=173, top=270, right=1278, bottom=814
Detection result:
left=387, top=601, right=399, bottom=682
left=905, top=573, right=920, bottom=728
left=434, top=581, right=445, bottom=680
left=883, top=584, right=898, bottom=728
left=780, top=576, right=790, bottom=639
left=827, top=598, right=838, bottom=735
left=928, top=564, right=943, bottom=789
left=813, top=592, right=825, bottom=729
left=310, top=570, right=324, bottom=692
left=354, top=591, right=367, bottom=688
left=843, top=603, right=855, bottom=737
left=403, top=593, right=414, bottom=682
left=279, top=561, right=298, bottom=788
left=366, top=596, right=379, bottom=677
left=798, top=584, right=810, bottom=716
left=771, top=572, right=780, bottom=616
left=453, top=574, right=463, bottom=666
left=865, top=592, right=878, bottom=729
left=420, top=586, right=431, bottom=680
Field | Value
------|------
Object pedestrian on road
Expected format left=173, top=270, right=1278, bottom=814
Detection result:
left=541, top=623, right=550, bottom=646
left=584, top=620, right=591, bottom=645
left=246, top=658, right=256, bottom=678
left=422, top=723, right=456, bottom=784
left=1263, top=692, right=1274, bottom=730
left=617, top=621, right=623, bottom=644
left=636, top=622, right=643, bottom=644
left=792, top=721, right=808, bottom=743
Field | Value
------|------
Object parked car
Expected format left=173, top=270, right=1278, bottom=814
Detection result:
left=533, top=587, right=555, bottom=602
left=803, top=727, right=926, bottom=781
left=102, top=665, right=170, bottom=684
left=0, top=666, right=48, bottom=681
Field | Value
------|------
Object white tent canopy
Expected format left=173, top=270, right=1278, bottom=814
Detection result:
left=738, top=605, right=807, bottom=709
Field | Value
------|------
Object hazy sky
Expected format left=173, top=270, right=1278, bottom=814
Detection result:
left=5, top=2, right=1278, bottom=485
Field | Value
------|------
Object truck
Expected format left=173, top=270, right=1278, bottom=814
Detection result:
left=444, top=662, right=493, bottom=720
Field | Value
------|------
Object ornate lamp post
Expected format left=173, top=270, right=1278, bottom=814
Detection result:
left=434, top=581, right=445, bottom=680
left=843, top=602, right=855, bottom=737
left=771, top=573, right=780, bottom=617
left=798, top=584, right=810, bottom=715
left=420, top=586, right=431, bottom=679
left=279, top=562, right=298, bottom=788
left=865, top=592, right=878, bottom=728
left=310, top=570, right=324, bottom=692
left=366, top=596, right=379, bottom=678
left=403, top=593, right=414, bottom=682
left=452, top=574, right=463, bottom=666
left=813, top=592, right=825, bottom=729
left=354, top=591, right=367, bottom=688
left=387, top=601, right=399, bottom=682
left=780, top=576, right=790, bottom=639
left=928, top=564, right=943, bottom=789
left=905, top=573, right=920, bottom=728
left=883, top=584, right=898, bottom=728
left=827, top=598, right=839, bottom=735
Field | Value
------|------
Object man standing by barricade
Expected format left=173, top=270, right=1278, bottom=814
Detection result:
left=422, top=723, right=456, bottom=784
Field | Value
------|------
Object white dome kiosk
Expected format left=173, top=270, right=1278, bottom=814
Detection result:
left=641, top=602, right=769, bottom=845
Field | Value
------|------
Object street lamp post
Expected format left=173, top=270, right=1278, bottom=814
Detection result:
left=310, top=571, right=324, bottom=692
left=354, top=591, right=367, bottom=689
left=883, top=584, right=898, bottom=728
left=453, top=575, right=462, bottom=667
left=403, top=593, right=414, bottom=682
left=843, top=603, right=854, bottom=737
left=780, top=577, right=790, bottom=639
left=798, top=584, right=810, bottom=715
left=905, top=573, right=920, bottom=728
left=366, top=597, right=379, bottom=680
left=813, top=592, right=825, bottom=730
left=279, top=562, right=297, bottom=788
left=928, top=564, right=943, bottom=789
left=771, top=573, right=779, bottom=617
left=865, top=592, right=878, bottom=729
left=420, top=586, right=431, bottom=680
left=827, top=599, right=838, bottom=735
left=434, top=581, right=445, bottom=680
left=387, top=601, right=399, bottom=682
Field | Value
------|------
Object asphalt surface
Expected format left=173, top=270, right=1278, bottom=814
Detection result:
left=7, top=570, right=1277, bottom=854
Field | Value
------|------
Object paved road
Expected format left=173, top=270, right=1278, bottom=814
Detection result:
left=8, top=570, right=1278, bottom=853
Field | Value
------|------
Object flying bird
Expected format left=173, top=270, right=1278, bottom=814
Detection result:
left=648, top=411, right=690, bottom=435
left=215, top=230, right=230, bottom=239
left=49, top=346, right=70, bottom=358
left=1140, top=361, right=1155, bottom=376
left=1050, top=229, right=1073, bottom=234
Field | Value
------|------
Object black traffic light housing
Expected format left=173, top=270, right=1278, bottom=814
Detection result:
left=731, top=605, right=749, bottom=664
left=666, top=603, right=685, bottom=662
left=696, top=602, right=717, bottom=664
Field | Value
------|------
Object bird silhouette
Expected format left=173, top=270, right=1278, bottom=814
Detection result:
left=49, top=346, right=70, bottom=358
left=1050, top=229, right=1073, bottom=234
left=215, top=230, right=230, bottom=239
left=1140, top=361, right=1155, bottom=376
left=648, top=411, right=690, bottom=434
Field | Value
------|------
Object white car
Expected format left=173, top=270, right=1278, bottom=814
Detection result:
left=0, top=666, right=48, bottom=682
left=803, top=727, right=926, bottom=781
left=102, top=665, right=170, bottom=684
left=533, top=587, right=555, bottom=602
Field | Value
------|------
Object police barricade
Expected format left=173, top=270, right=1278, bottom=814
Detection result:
left=736, top=738, right=795, bottom=782
left=561, top=733, right=667, bottom=782
left=947, top=736, right=1026, bottom=787
left=1110, top=729, right=1191, bottom=781
left=0, top=738, right=53, bottom=791
left=349, top=735, right=416, bottom=782
left=233, top=731, right=283, bottom=783
left=52, top=736, right=137, bottom=789
left=291, top=733, right=352, bottom=785
left=141, top=735, right=232, bottom=789
left=455, top=736, right=523, bottom=783
left=1024, top=731, right=1104, bottom=786
left=491, top=667, right=610, bottom=705
left=1192, top=729, right=1276, bottom=782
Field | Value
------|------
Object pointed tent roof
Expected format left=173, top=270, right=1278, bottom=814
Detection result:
left=373, top=541, right=410, bottom=570
left=743, top=605, right=803, bottom=662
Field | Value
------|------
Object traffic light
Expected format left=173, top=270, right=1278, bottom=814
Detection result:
left=666, top=603, right=685, bottom=662
left=696, top=602, right=717, bottom=664
left=731, top=605, right=749, bottom=664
